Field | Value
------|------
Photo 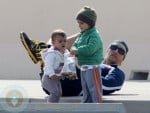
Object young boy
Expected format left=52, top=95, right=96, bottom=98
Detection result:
left=20, top=31, right=82, bottom=97
left=70, top=6, right=104, bottom=103
left=41, top=29, right=67, bottom=103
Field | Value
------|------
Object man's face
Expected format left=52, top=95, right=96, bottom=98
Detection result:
left=105, top=44, right=126, bottom=65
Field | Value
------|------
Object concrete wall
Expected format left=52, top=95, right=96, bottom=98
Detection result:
left=0, top=0, right=150, bottom=80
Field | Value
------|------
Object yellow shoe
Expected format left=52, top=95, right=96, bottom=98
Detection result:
left=20, top=32, right=48, bottom=64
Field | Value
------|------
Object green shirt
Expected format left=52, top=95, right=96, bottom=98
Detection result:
left=72, top=27, right=103, bottom=65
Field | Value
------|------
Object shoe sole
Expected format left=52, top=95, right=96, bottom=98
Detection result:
left=20, top=32, right=38, bottom=64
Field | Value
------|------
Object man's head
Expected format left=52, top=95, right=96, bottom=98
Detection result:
left=104, top=40, right=129, bottom=65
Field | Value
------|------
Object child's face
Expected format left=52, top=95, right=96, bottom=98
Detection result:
left=77, top=20, right=90, bottom=32
left=52, top=35, right=66, bottom=51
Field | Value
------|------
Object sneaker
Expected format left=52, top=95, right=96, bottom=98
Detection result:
left=20, top=32, right=49, bottom=64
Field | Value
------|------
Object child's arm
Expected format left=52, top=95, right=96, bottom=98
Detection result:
left=65, top=33, right=80, bottom=50
left=44, top=52, right=57, bottom=78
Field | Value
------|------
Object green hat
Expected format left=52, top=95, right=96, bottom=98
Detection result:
left=76, top=6, right=97, bottom=27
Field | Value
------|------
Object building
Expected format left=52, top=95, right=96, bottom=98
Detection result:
left=0, top=0, right=150, bottom=80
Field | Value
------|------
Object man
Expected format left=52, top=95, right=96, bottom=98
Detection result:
left=20, top=32, right=128, bottom=96
left=101, top=40, right=128, bottom=95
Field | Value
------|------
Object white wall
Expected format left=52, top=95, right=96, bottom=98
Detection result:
left=0, top=0, right=150, bottom=80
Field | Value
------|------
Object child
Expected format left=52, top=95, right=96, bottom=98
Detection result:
left=20, top=31, right=82, bottom=97
left=70, top=6, right=104, bottom=103
left=41, top=29, right=67, bottom=103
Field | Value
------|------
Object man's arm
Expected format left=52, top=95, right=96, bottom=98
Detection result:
left=101, top=65, right=125, bottom=94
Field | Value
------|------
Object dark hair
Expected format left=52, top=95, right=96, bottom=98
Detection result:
left=51, top=29, right=67, bottom=41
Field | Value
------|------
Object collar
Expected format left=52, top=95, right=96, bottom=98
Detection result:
left=80, top=26, right=96, bottom=36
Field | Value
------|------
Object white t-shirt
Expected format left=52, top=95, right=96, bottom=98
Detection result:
left=41, top=47, right=67, bottom=78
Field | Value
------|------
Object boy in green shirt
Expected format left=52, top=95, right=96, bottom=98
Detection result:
left=70, top=6, right=103, bottom=103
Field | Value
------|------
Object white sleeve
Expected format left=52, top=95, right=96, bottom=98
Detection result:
left=44, top=52, right=56, bottom=77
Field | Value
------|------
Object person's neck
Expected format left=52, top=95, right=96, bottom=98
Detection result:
left=103, top=59, right=119, bottom=66
left=54, top=47, right=65, bottom=54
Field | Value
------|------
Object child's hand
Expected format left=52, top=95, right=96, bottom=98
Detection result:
left=70, top=50, right=78, bottom=56
left=50, top=75, right=59, bottom=80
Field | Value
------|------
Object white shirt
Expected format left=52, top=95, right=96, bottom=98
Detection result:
left=41, top=47, right=65, bottom=78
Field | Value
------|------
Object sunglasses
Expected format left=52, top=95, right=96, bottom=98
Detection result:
left=110, top=45, right=126, bottom=55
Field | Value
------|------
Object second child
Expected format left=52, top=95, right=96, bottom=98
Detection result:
left=41, top=29, right=67, bottom=103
